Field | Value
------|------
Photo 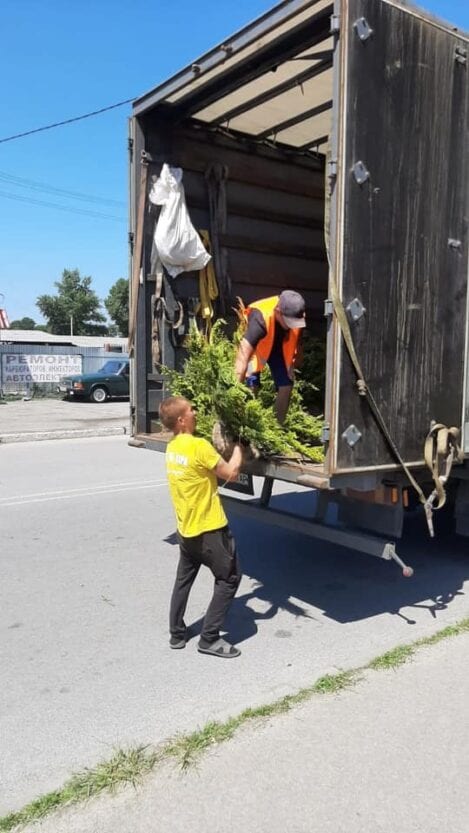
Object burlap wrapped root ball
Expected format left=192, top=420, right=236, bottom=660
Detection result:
left=212, top=421, right=261, bottom=463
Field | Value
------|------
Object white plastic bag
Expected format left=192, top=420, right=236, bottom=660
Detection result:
left=149, top=163, right=211, bottom=278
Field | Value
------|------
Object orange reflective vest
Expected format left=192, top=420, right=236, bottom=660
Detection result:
left=244, top=296, right=301, bottom=376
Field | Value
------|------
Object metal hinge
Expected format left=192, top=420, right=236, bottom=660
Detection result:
left=455, top=47, right=467, bottom=65
left=128, top=231, right=134, bottom=254
left=328, top=159, right=338, bottom=178
left=324, top=299, right=334, bottom=317
left=448, top=238, right=462, bottom=250
left=128, top=137, right=134, bottom=161
left=321, top=423, right=330, bottom=444
left=330, top=14, right=340, bottom=34
left=354, top=17, right=373, bottom=42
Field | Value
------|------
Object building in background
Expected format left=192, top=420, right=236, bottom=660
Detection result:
left=0, top=330, right=128, bottom=396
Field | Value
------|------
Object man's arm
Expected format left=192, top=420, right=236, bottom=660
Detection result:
left=234, top=311, right=266, bottom=381
left=234, top=338, right=254, bottom=382
left=215, top=444, right=243, bottom=481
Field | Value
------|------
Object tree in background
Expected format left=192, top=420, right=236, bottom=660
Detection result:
left=9, top=316, right=38, bottom=330
left=104, top=278, right=129, bottom=336
left=37, top=269, right=107, bottom=335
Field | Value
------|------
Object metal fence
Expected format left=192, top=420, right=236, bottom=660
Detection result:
left=0, top=344, right=128, bottom=396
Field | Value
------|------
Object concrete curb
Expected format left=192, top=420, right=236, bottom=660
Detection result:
left=0, top=426, right=127, bottom=444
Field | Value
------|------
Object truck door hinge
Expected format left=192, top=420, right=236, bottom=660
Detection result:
left=328, top=159, right=338, bottom=178
left=128, top=231, right=134, bottom=254
left=455, top=47, right=467, bottom=65
left=330, top=14, right=340, bottom=34
left=321, top=423, right=330, bottom=444
left=128, top=137, right=134, bottom=161
left=324, top=299, right=334, bottom=317
left=354, top=17, right=373, bottom=42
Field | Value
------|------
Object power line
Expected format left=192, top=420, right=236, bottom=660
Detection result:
left=0, top=97, right=135, bottom=144
left=0, top=189, right=126, bottom=222
left=0, top=170, right=125, bottom=207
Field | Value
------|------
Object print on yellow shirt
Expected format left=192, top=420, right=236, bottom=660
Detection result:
left=165, top=434, right=227, bottom=538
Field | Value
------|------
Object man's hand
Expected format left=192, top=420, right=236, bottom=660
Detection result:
left=215, top=444, right=243, bottom=481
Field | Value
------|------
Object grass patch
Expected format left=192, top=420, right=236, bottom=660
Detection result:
left=415, top=618, right=469, bottom=647
left=165, top=670, right=359, bottom=770
left=367, top=644, right=415, bottom=670
left=368, top=617, right=469, bottom=672
left=0, top=747, right=157, bottom=832
left=2, top=618, right=469, bottom=831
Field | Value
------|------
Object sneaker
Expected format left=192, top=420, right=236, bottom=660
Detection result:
left=169, top=636, right=186, bottom=650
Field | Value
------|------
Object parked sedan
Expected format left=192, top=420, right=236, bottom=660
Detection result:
left=59, top=360, right=130, bottom=403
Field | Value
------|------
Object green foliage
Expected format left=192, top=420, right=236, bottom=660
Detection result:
left=104, top=278, right=129, bottom=336
left=163, top=322, right=324, bottom=462
left=36, top=269, right=107, bottom=336
left=297, top=333, right=326, bottom=414
left=9, top=316, right=37, bottom=330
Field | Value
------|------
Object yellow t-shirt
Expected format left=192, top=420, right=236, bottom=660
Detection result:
left=165, top=433, right=227, bottom=538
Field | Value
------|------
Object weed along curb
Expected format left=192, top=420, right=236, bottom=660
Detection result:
left=2, top=618, right=469, bottom=832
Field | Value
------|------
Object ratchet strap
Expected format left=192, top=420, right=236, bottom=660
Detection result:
left=423, top=423, right=463, bottom=508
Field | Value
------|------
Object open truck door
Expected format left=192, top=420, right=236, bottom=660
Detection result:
left=329, top=0, right=469, bottom=476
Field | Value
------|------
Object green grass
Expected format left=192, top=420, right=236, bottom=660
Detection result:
left=367, top=644, right=415, bottom=670
left=2, top=617, right=469, bottom=832
left=0, top=747, right=158, bottom=832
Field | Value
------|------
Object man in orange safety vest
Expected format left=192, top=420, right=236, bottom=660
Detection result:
left=234, top=290, right=306, bottom=424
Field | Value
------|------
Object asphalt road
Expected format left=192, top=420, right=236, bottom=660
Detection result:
left=2, top=436, right=469, bottom=815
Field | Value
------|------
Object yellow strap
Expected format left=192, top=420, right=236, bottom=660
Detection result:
left=424, top=424, right=463, bottom=510
left=197, top=229, right=219, bottom=336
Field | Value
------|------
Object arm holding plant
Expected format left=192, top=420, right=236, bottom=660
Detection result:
left=215, top=444, right=243, bottom=481
left=234, top=338, right=254, bottom=382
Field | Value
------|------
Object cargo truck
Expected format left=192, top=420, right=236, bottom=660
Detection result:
left=128, top=0, right=469, bottom=575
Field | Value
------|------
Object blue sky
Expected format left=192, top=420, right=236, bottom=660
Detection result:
left=1, top=0, right=467, bottom=324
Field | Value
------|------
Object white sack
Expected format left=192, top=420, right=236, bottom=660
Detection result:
left=149, top=163, right=211, bottom=278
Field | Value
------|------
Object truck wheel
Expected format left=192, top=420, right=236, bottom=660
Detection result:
left=91, top=386, right=108, bottom=404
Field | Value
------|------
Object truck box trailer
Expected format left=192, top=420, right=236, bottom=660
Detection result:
left=129, top=0, right=469, bottom=574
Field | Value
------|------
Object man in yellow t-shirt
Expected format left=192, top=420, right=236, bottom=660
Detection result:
left=159, top=396, right=243, bottom=659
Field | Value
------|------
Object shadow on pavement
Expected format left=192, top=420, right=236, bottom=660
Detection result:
left=223, top=490, right=469, bottom=641
left=164, top=489, right=469, bottom=645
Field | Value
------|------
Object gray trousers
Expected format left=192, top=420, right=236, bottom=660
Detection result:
left=169, top=526, right=241, bottom=645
